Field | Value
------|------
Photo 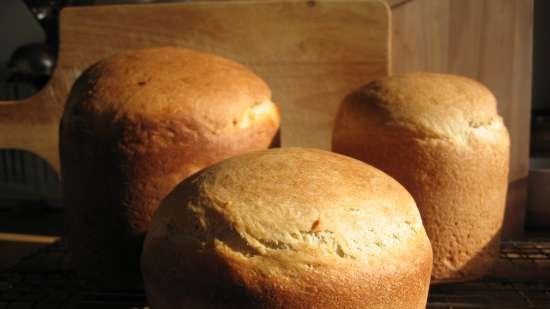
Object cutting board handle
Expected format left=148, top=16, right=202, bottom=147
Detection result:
left=0, top=85, right=62, bottom=172
left=0, top=0, right=391, bottom=174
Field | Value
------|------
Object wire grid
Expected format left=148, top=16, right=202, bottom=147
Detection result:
left=1, top=240, right=550, bottom=309
left=428, top=280, right=550, bottom=309
left=501, top=240, right=550, bottom=264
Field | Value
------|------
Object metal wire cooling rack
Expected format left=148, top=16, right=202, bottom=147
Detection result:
left=501, top=240, right=550, bottom=263
left=1, top=240, right=550, bottom=309
left=428, top=239, right=550, bottom=309
left=428, top=280, right=550, bottom=309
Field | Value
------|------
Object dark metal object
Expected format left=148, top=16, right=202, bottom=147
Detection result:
left=7, top=43, right=56, bottom=92
left=1, top=240, right=550, bottom=309
left=23, top=0, right=67, bottom=47
left=0, top=148, right=61, bottom=209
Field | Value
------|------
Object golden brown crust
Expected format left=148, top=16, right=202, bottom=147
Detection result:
left=65, top=47, right=275, bottom=135
left=332, top=72, right=510, bottom=282
left=60, top=47, right=280, bottom=287
left=347, top=72, right=499, bottom=140
left=142, top=148, right=432, bottom=308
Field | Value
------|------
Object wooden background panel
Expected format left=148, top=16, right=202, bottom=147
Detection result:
left=390, top=0, right=534, bottom=237
left=0, top=0, right=390, bottom=171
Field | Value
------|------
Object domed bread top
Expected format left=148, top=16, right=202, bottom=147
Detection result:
left=340, top=72, right=506, bottom=142
left=151, top=147, right=427, bottom=268
left=143, top=148, right=432, bottom=308
left=64, top=47, right=278, bottom=136
left=332, top=73, right=509, bottom=283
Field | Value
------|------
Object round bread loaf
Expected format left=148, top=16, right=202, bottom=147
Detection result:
left=60, top=47, right=280, bottom=286
left=332, top=72, right=510, bottom=283
left=142, top=147, right=432, bottom=309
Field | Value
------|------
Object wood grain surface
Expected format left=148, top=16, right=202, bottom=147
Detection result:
left=0, top=0, right=390, bottom=172
left=390, top=0, right=534, bottom=237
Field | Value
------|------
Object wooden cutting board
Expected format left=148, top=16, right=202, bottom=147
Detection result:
left=0, top=0, right=391, bottom=172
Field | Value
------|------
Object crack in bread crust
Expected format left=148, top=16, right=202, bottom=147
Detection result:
left=142, top=148, right=433, bottom=309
